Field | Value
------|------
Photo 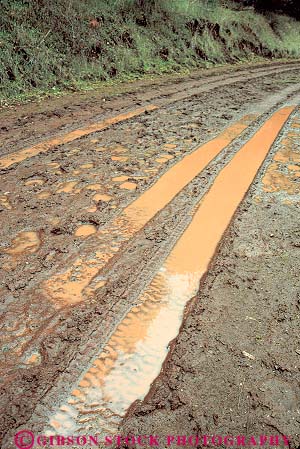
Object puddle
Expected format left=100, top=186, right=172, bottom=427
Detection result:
left=85, top=184, right=102, bottom=191
left=155, top=157, right=168, bottom=164
left=5, top=231, right=41, bottom=256
left=263, top=170, right=300, bottom=194
left=0, top=105, right=158, bottom=169
left=50, top=218, right=61, bottom=226
left=144, top=168, right=158, bottom=173
left=85, top=279, right=107, bottom=298
left=42, top=113, right=260, bottom=307
left=288, top=164, right=300, bottom=171
left=163, top=143, right=177, bottom=149
left=24, top=352, right=41, bottom=366
left=113, top=147, right=127, bottom=154
left=46, top=106, right=295, bottom=436
left=56, top=181, right=78, bottom=194
left=46, top=271, right=198, bottom=435
left=37, top=191, right=51, bottom=199
left=80, top=163, right=94, bottom=169
left=112, top=176, right=129, bottom=182
left=93, top=193, right=112, bottom=202
left=86, top=206, right=98, bottom=213
left=160, top=154, right=174, bottom=159
left=273, top=145, right=300, bottom=164
left=74, top=225, right=97, bottom=238
left=262, top=114, right=300, bottom=195
left=24, top=179, right=45, bottom=186
left=111, top=156, right=128, bottom=162
left=119, top=182, right=137, bottom=191
left=156, top=153, right=174, bottom=164
left=43, top=255, right=115, bottom=304
left=47, top=162, right=60, bottom=169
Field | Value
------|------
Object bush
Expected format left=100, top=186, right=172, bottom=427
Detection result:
left=0, top=0, right=300, bottom=101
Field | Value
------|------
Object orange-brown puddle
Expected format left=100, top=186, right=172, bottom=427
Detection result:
left=45, top=106, right=295, bottom=436
left=42, top=114, right=258, bottom=306
left=24, top=178, right=45, bottom=186
left=4, top=231, right=41, bottom=256
left=74, top=225, right=97, bottom=238
left=163, top=143, right=177, bottom=149
left=112, top=175, right=129, bottom=182
left=37, top=191, right=51, bottom=199
left=262, top=117, right=300, bottom=196
left=119, top=181, right=137, bottom=191
left=86, top=206, right=98, bottom=213
left=111, top=156, right=128, bottom=162
left=24, top=352, right=41, bottom=366
left=155, top=153, right=174, bottom=164
left=56, top=181, right=78, bottom=194
left=84, top=184, right=102, bottom=191
left=0, top=105, right=158, bottom=169
left=93, top=193, right=112, bottom=202
left=80, top=163, right=94, bottom=169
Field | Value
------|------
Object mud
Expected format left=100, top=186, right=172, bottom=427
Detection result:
left=1, top=61, right=299, bottom=158
left=119, top=110, right=300, bottom=448
left=1, top=63, right=300, bottom=446
left=43, top=106, right=295, bottom=439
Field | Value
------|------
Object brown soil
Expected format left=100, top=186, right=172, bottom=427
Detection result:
left=1, top=60, right=299, bottom=156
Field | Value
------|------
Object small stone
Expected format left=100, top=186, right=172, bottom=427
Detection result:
left=242, top=351, right=255, bottom=360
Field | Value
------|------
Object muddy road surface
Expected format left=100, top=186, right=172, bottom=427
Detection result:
left=1, top=62, right=300, bottom=448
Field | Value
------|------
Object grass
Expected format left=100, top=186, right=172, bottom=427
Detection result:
left=0, top=0, right=300, bottom=103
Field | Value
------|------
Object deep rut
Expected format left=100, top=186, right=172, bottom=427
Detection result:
left=1, top=63, right=300, bottom=447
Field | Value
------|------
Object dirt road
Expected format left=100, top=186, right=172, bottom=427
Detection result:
left=1, top=61, right=300, bottom=448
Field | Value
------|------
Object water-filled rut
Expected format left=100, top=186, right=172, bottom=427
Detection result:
left=45, top=106, right=295, bottom=437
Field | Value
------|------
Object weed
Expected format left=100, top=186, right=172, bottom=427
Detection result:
left=0, top=0, right=299, bottom=101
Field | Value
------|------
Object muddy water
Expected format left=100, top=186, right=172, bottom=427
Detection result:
left=93, top=193, right=112, bottom=202
left=0, top=105, right=158, bottom=169
left=111, top=156, right=128, bottom=162
left=45, top=106, right=294, bottom=436
left=24, top=178, right=45, bottom=186
left=112, top=175, right=129, bottom=182
left=262, top=116, right=300, bottom=196
left=84, top=184, right=102, bottom=191
left=41, top=115, right=257, bottom=307
left=74, top=225, right=97, bottom=238
left=56, top=181, right=78, bottom=194
left=119, top=181, right=137, bottom=190
left=4, top=231, right=41, bottom=256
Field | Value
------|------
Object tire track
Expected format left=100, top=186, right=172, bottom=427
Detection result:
left=43, top=105, right=295, bottom=438
left=0, top=113, right=257, bottom=371
left=1, top=63, right=299, bottom=169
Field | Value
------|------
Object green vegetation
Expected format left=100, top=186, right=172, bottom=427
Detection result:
left=1, top=0, right=300, bottom=102
left=235, top=0, right=300, bottom=19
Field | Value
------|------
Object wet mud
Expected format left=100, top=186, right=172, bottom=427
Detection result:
left=119, top=110, right=300, bottom=448
left=1, top=63, right=300, bottom=446
left=43, top=106, right=295, bottom=439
